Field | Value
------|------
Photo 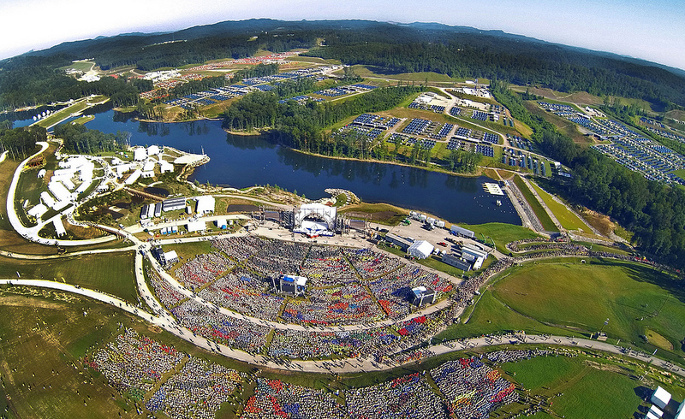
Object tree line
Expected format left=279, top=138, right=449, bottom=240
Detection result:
left=53, top=123, right=130, bottom=154
left=0, top=126, right=47, bottom=159
left=492, top=81, right=685, bottom=269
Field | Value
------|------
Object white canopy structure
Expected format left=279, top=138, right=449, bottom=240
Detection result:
left=187, top=220, right=206, bottom=232
left=407, top=240, right=434, bottom=259
left=195, top=196, right=215, bottom=215
left=651, top=386, right=671, bottom=410
left=27, top=204, right=48, bottom=219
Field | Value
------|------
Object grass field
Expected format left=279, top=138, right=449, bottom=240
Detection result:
left=0, top=252, right=137, bottom=304
left=524, top=101, right=591, bottom=144
left=512, top=176, right=558, bottom=232
left=500, top=356, right=643, bottom=419
left=457, top=222, right=541, bottom=253
left=340, top=202, right=409, bottom=226
left=437, top=258, right=685, bottom=365
left=492, top=260, right=685, bottom=359
left=528, top=180, right=589, bottom=232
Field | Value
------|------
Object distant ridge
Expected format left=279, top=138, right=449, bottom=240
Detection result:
left=10, top=18, right=683, bottom=77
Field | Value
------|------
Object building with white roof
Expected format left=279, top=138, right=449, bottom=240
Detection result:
left=195, top=195, right=215, bottom=215
left=40, top=191, right=56, bottom=208
left=141, top=171, right=155, bottom=179
left=411, top=286, right=436, bottom=306
left=278, top=275, right=307, bottom=296
left=143, top=160, right=156, bottom=172
left=48, top=180, right=73, bottom=203
left=125, top=169, right=142, bottom=185
left=408, top=240, right=434, bottom=259
left=186, top=220, right=206, bottom=232
left=652, top=386, right=671, bottom=410
left=27, top=204, right=48, bottom=219
left=53, top=217, right=66, bottom=237
left=147, top=145, right=161, bottom=156
left=133, top=147, right=147, bottom=161
left=675, top=400, right=685, bottom=419
left=160, top=161, right=174, bottom=173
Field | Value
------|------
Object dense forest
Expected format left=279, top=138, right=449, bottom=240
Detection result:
left=3, top=20, right=684, bottom=110
left=53, top=123, right=130, bottom=154
left=306, top=41, right=683, bottom=110
left=0, top=59, right=152, bottom=109
left=0, top=126, right=47, bottom=159
left=492, top=81, right=685, bottom=269
left=224, top=85, right=417, bottom=152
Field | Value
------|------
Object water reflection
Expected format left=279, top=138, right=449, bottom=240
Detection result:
left=81, top=110, right=520, bottom=224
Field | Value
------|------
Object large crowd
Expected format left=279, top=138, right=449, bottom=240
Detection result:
left=146, top=356, right=243, bottom=419
left=85, top=332, right=577, bottom=418
left=199, top=268, right=284, bottom=321
left=171, top=299, right=271, bottom=353
left=346, top=373, right=447, bottom=419
left=86, top=329, right=184, bottom=394
left=431, top=357, right=519, bottom=419
left=282, top=283, right=384, bottom=325
left=241, top=378, right=346, bottom=419
left=174, top=252, right=234, bottom=291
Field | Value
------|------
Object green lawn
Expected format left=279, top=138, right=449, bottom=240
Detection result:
left=0, top=252, right=138, bottom=304
left=492, top=260, right=685, bottom=360
left=528, top=180, right=589, bottom=232
left=36, top=100, right=91, bottom=128
left=501, top=356, right=643, bottom=419
left=457, top=222, right=541, bottom=253
left=513, top=175, right=558, bottom=232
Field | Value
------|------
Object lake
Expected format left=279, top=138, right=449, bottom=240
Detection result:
left=77, top=110, right=519, bottom=224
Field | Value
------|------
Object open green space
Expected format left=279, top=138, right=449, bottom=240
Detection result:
left=0, top=251, right=137, bottom=305
left=458, top=222, right=541, bottom=254
left=351, top=65, right=461, bottom=82
left=500, top=355, right=651, bottom=419
left=59, top=60, right=95, bottom=72
left=35, top=100, right=91, bottom=128
left=340, top=202, right=409, bottom=226
left=437, top=258, right=685, bottom=366
left=513, top=175, right=558, bottom=232
left=528, top=180, right=589, bottom=232
left=491, top=260, right=685, bottom=359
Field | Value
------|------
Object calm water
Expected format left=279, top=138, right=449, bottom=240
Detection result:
left=81, top=110, right=519, bottom=224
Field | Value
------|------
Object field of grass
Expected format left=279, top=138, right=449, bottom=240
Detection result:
left=341, top=202, right=409, bottom=226
left=524, top=101, right=591, bottom=144
left=457, top=222, right=541, bottom=253
left=0, top=289, right=144, bottom=418
left=59, top=61, right=95, bottom=72
left=512, top=176, right=558, bottom=232
left=352, top=65, right=460, bottom=83
left=35, top=100, right=91, bottom=128
left=500, top=356, right=643, bottom=419
left=492, top=260, right=685, bottom=360
left=673, top=168, right=685, bottom=181
left=528, top=180, right=589, bottom=232
left=0, top=251, right=137, bottom=304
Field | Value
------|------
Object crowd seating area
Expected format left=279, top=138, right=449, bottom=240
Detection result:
left=146, top=357, right=242, bottom=419
left=431, top=358, right=519, bottom=418
left=346, top=373, right=447, bottom=419
left=242, top=378, right=346, bottom=419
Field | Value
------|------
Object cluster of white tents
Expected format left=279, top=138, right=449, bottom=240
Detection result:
left=112, top=146, right=173, bottom=185
left=28, top=156, right=96, bottom=221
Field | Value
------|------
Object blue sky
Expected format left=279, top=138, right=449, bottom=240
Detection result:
left=1, top=0, right=684, bottom=70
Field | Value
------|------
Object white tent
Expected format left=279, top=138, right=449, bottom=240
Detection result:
left=196, top=195, right=215, bottom=215
left=187, top=220, right=206, bottom=232
left=648, top=405, right=663, bottom=418
left=53, top=217, right=66, bottom=237
left=28, top=204, right=48, bottom=219
left=407, top=240, right=434, bottom=259
left=133, top=147, right=147, bottom=161
left=651, top=387, right=671, bottom=410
